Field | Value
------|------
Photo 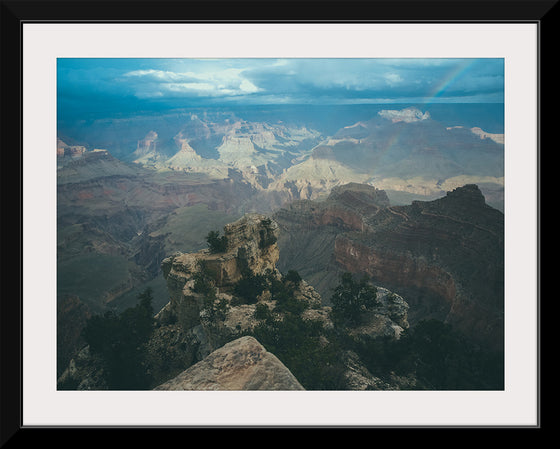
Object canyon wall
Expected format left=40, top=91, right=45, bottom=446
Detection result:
left=276, top=183, right=504, bottom=350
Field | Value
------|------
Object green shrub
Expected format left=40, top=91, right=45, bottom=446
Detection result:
left=351, top=319, right=504, bottom=390
left=260, top=270, right=306, bottom=316
left=82, top=288, right=154, bottom=390
left=233, top=272, right=268, bottom=304
left=206, top=230, right=228, bottom=253
left=283, top=270, right=302, bottom=286
left=273, top=291, right=308, bottom=316
left=250, top=314, right=347, bottom=390
left=396, top=319, right=504, bottom=390
left=202, top=294, right=228, bottom=322
left=253, top=302, right=272, bottom=321
left=329, top=272, right=379, bottom=326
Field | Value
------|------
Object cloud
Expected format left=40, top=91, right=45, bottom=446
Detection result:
left=378, top=107, right=431, bottom=122
left=384, top=72, right=403, bottom=86
left=239, top=79, right=260, bottom=93
left=57, top=58, right=504, bottom=122
left=241, top=58, right=503, bottom=104
left=122, top=66, right=263, bottom=99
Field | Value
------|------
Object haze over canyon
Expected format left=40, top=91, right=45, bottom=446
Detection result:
left=56, top=58, right=505, bottom=391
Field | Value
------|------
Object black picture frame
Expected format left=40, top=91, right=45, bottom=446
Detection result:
left=2, top=0, right=552, bottom=442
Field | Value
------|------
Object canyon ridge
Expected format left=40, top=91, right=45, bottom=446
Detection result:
left=57, top=105, right=505, bottom=390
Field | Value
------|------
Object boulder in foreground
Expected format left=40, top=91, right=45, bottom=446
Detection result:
left=153, top=336, right=305, bottom=391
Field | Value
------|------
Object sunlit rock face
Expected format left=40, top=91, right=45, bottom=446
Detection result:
left=153, top=336, right=305, bottom=391
left=160, top=213, right=281, bottom=329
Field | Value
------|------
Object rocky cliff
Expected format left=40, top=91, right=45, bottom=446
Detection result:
left=158, top=214, right=282, bottom=331
left=154, top=214, right=329, bottom=359
left=58, top=212, right=412, bottom=390
left=275, top=183, right=504, bottom=351
left=273, top=183, right=391, bottom=296
left=150, top=213, right=410, bottom=389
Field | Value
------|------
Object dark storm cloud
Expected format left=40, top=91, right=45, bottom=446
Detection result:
left=57, top=58, right=504, bottom=120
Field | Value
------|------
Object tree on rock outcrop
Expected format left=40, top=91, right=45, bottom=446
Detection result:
left=330, top=272, right=379, bottom=326
left=232, top=271, right=268, bottom=305
left=206, top=230, right=228, bottom=253
left=283, top=269, right=302, bottom=287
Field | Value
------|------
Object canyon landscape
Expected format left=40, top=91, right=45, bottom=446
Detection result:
left=56, top=58, right=505, bottom=391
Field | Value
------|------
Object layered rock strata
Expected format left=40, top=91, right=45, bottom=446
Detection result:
left=57, top=212, right=411, bottom=390
left=275, top=183, right=504, bottom=351
left=159, top=214, right=281, bottom=331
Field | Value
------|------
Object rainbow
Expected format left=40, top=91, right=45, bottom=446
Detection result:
left=368, top=59, right=487, bottom=177
left=424, top=59, right=478, bottom=104
left=385, top=129, right=402, bottom=153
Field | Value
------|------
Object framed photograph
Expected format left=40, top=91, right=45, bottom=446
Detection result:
left=2, top=0, right=550, bottom=437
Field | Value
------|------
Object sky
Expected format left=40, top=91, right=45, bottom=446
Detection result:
left=57, top=58, right=504, bottom=121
